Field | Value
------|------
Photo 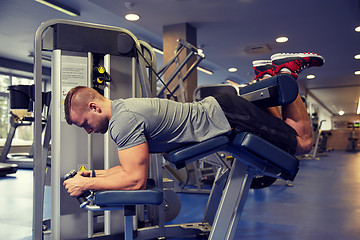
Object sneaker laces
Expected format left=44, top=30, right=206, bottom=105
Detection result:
left=292, top=59, right=310, bottom=73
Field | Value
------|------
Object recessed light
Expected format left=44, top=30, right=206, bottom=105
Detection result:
left=34, top=0, right=80, bottom=17
left=276, top=37, right=288, bottom=43
left=355, top=71, right=360, bottom=75
left=125, top=13, right=140, bottom=21
left=355, top=26, right=360, bottom=32
left=339, top=110, right=345, bottom=116
left=307, top=74, right=315, bottom=79
left=197, top=67, right=213, bottom=75
left=228, top=68, right=237, bottom=72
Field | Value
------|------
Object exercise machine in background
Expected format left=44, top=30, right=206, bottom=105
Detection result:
left=346, top=122, right=359, bottom=152
left=0, top=162, right=17, bottom=177
left=0, top=85, right=51, bottom=169
left=299, top=119, right=327, bottom=160
left=156, top=38, right=204, bottom=102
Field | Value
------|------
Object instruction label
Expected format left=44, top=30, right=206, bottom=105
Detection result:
left=61, top=55, right=88, bottom=121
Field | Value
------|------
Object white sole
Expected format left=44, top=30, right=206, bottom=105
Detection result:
left=271, top=52, right=325, bottom=62
left=252, top=60, right=271, bottom=67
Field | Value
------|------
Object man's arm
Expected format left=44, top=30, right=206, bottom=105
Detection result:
left=78, top=165, right=124, bottom=178
left=64, top=142, right=149, bottom=196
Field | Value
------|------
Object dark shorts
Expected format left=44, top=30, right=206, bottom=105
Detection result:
left=213, top=93, right=298, bottom=155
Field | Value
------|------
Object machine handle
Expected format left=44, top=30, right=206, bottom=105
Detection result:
left=64, top=170, right=92, bottom=208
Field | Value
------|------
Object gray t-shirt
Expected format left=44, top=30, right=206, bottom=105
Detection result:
left=109, top=96, right=231, bottom=153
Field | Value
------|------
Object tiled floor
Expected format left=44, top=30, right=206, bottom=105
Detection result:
left=1, top=151, right=360, bottom=239
left=171, top=151, right=360, bottom=240
left=0, top=169, right=33, bottom=240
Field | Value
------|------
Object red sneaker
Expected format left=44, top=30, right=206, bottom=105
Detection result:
left=271, top=52, right=325, bottom=79
left=252, top=60, right=275, bottom=81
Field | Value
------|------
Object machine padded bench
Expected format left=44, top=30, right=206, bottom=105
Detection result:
left=164, top=132, right=298, bottom=181
left=77, top=74, right=301, bottom=240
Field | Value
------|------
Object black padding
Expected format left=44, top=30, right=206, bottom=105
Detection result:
left=8, top=85, right=34, bottom=109
left=239, top=74, right=298, bottom=108
left=163, top=135, right=230, bottom=165
left=117, top=33, right=135, bottom=54
left=53, top=24, right=136, bottom=57
left=231, top=132, right=299, bottom=180
left=94, top=187, right=163, bottom=207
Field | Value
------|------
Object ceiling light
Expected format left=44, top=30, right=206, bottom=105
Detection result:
left=228, top=68, right=237, bottom=73
left=125, top=13, right=140, bottom=21
left=34, top=0, right=80, bottom=17
left=197, top=66, right=213, bottom=75
left=307, top=74, right=315, bottom=79
left=355, top=26, right=360, bottom=32
left=355, top=54, right=360, bottom=59
left=225, top=79, right=242, bottom=86
left=338, top=110, right=345, bottom=116
left=225, top=80, right=247, bottom=87
left=276, top=37, right=288, bottom=43
left=355, top=71, right=360, bottom=75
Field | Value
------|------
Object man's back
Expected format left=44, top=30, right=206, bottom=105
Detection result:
left=109, top=96, right=231, bottom=153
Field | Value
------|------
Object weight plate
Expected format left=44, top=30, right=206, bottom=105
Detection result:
left=163, top=190, right=181, bottom=222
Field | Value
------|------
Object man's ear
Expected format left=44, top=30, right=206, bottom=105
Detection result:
left=89, top=102, right=101, bottom=112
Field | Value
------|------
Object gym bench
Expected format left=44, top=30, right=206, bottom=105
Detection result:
left=74, top=74, right=300, bottom=240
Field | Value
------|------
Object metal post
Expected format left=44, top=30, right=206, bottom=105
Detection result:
left=208, top=159, right=254, bottom=240
left=50, top=49, right=62, bottom=240
left=137, top=56, right=152, bottom=97
left=87, top=52, right=94, bottom=238
left=103, top=54, right=112, bottom=235
left=33, top=19, right=48, bottom=240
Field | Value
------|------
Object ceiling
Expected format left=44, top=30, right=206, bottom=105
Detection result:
left=0, top=0, right=360, bottom=116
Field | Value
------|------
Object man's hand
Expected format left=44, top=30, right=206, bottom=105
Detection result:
left=77, top=170, right=91, bottom=177
left=63, top=142, right=149, bottom=194
left=63, top=173, right=88, bottom=197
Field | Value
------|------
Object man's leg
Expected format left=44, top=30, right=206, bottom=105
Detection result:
left=214, top=93, right=298, bottom=155
left=282, top=94, right=313, bottom=155
left=253, top=52, right=325, bottom=154
left=252, top=60, right=282, bottom=118
left=273, top=53, right=324, bottom=154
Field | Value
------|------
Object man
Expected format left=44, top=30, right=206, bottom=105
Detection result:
left=63, top=52, right=324, bottom=196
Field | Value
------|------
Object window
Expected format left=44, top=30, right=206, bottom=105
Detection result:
left=0, top=74, right=9, bottom=139
left=12, top=76, right=33, bottom=86
left=0, top=97, right=9, bottom=139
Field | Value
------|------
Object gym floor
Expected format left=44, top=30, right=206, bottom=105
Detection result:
left=1, top=151, right=360, bottom=240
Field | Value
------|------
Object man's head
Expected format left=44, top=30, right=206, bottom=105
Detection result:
left=64, top=86, right=110, bottom=134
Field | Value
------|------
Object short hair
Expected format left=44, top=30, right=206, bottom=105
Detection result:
left=64, top=86, right=101, bottom=125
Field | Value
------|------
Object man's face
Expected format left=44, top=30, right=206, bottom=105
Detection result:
left=70, top=108, right=109, bottom=134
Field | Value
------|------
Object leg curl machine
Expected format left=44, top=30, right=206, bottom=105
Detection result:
left=70, top=74, right=299, bottom=240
